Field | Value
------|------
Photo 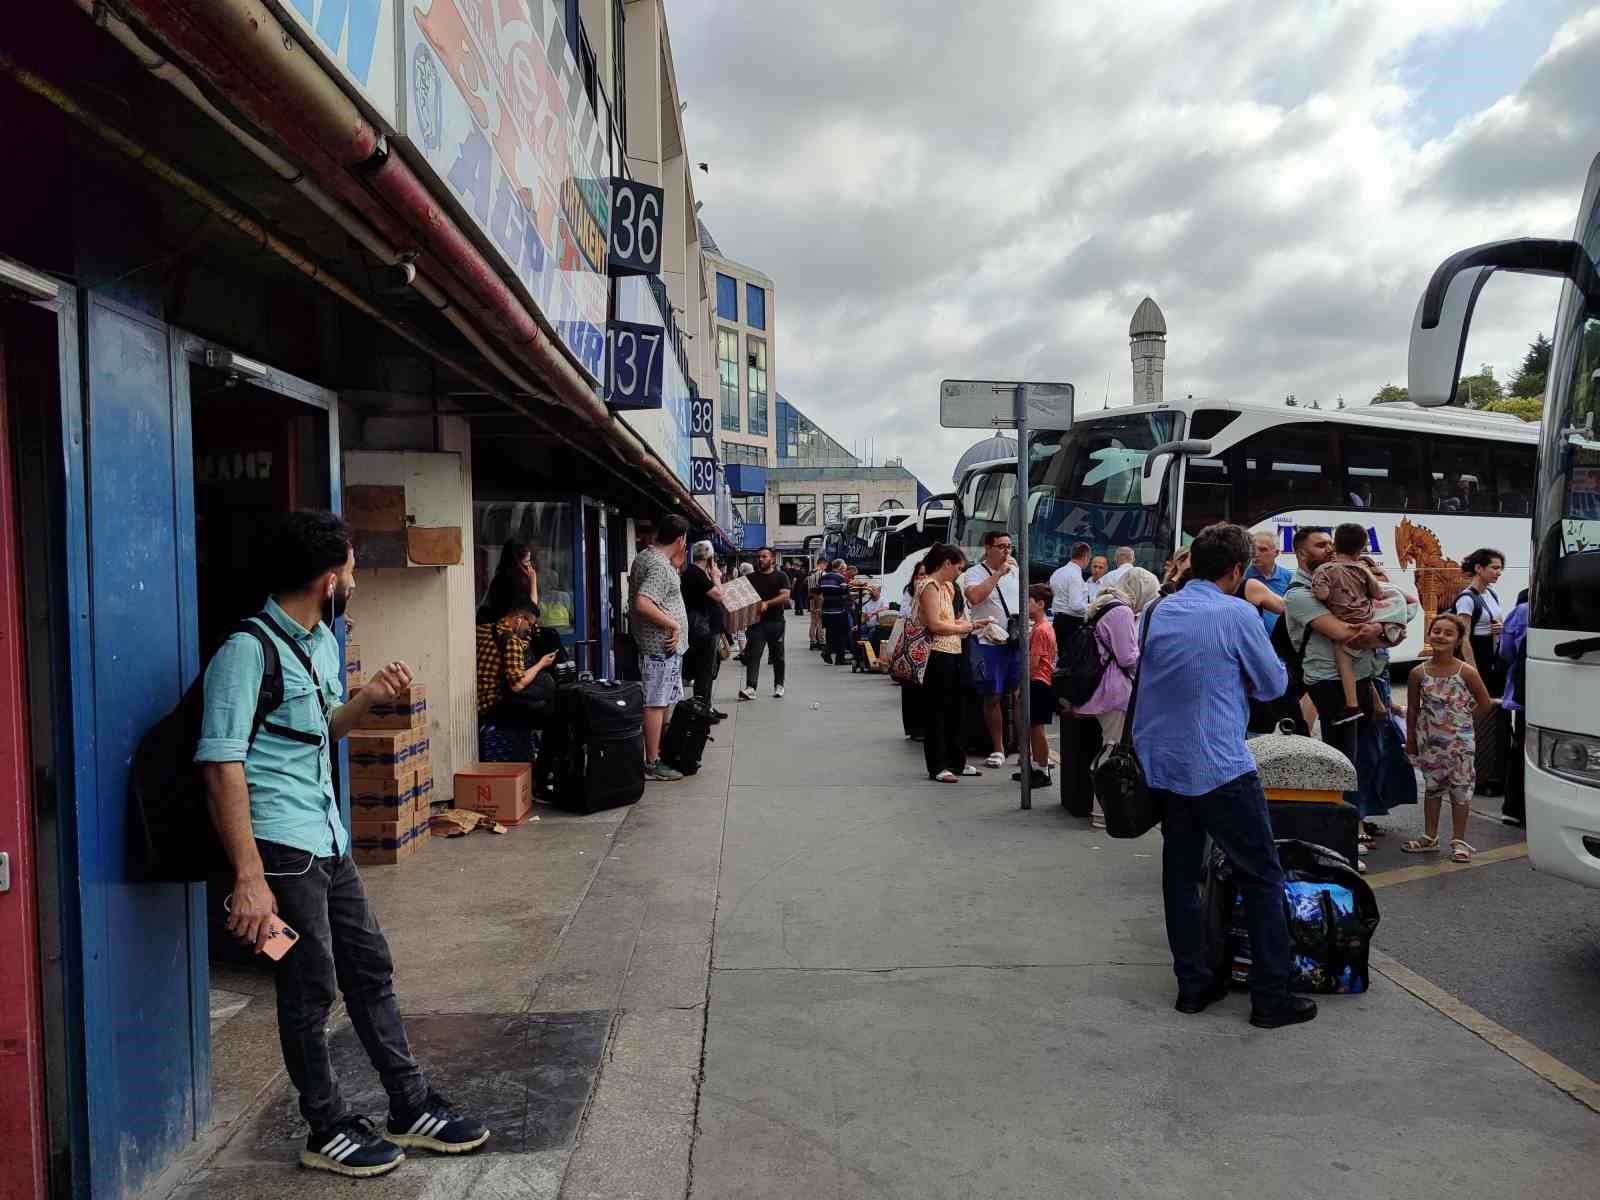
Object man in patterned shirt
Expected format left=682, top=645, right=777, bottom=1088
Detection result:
left=630, top=514, right=690, bottom=781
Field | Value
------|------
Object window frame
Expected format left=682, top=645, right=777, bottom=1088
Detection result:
left=715, top=272, right=739, bottom=321
left=822, top=493, right=862, bottom=526
left=747, top=336, right=768, bottom=437
left=718, top=326, right=740, bottom=431
left=746, top=283, right=766, bottom=331
left=732, top=494, right=766, bottom=527
left=778, top=493, right=817, bottom=526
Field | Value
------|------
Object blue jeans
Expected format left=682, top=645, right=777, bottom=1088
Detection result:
left=1157, top=772, right=1292, bottom=1009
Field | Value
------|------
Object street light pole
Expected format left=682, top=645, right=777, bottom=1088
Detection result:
left=1016, top=384, right=1032, bottom=811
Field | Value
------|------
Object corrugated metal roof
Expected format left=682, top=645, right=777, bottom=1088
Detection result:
left=767, top=465, right=919, bottom=483
left=696, top=218, right=722, bottom=257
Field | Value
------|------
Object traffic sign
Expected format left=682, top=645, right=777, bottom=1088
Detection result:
left=939, top=380, right=1074, bottom=430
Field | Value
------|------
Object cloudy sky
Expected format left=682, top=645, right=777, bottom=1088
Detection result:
left=670, top=0, right=1600, bottom=491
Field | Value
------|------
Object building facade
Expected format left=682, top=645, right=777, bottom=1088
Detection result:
left=766, top=467, right=925, bottom=554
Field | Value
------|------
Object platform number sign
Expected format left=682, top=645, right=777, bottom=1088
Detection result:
left=608, top=178, right=664, bottom=277
left=689, top=393, right=714, bottom=438
left=605, top=320, right=664, bottom=410
left=690, top=457, right=717, bottom=496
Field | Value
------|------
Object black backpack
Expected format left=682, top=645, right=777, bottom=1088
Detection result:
left=1056, top=601, right=1130, bottom=707
left=128, top=616, right=289, bottom=882
left=1270, top=582, right=1316, bottom=693
left=1450, top=586, right=1498, bottom=637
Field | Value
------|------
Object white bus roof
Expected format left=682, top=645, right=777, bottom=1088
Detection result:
left=1069, top=396, right=1539, bottom=441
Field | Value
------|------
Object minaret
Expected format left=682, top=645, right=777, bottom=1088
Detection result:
left=1129, top=296, right=1167, bottom=407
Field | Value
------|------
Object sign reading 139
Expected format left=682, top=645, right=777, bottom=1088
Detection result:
left=605, top=320, right=664, bottom=411
left=690, top=457, right=717, bottom=495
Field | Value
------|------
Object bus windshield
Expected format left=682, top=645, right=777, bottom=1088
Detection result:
left=1028, top=409, right=1181, bottom=576
left=1534, top=191, right=1600, bottom=632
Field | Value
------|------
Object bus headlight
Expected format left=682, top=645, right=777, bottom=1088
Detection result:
left=1538, top=728, right=1600, bottom=787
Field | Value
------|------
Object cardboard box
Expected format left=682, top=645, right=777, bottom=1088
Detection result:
left=352, top=824, right=416, bottom=866
left=408, top=729, right=431, bottom=775
left=719, top=576, right=764, bottom=634
left=347, top=729, right=413, bottom=780
left=364, top=682, right=428, bottom=730
left=454, top=763, right=532, bottom=824
left=414, top=761, right=434, bottom=809
left=350, top=772, right=417, bottom=837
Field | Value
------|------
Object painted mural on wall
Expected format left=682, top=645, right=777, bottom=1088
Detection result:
left=404, top=0, right=611, bottom=380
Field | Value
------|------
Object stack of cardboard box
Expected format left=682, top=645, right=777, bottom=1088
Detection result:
left=345, top=639, right=364, bottom=692
left=348, top=683, right=432, bottom=865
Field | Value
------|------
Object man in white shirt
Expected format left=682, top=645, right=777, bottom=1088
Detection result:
left=961, top=531, right=1022, bottom=768
left=1084, top=554, right=1110, bottom=600
left=1098, top=545, right=1136, bottom=592
left=1048, top=542, right=1092, bottom=666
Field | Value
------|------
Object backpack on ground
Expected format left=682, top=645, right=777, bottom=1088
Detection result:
left=128, top=617, right=287, bottom=883
left=1055, top=601, right=1128, bottom=707
left=660, top=696, right=715, bottom=775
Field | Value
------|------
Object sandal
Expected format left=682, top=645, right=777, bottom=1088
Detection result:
left=1401, top=835, right=1440, bottom=854
left=933, top=770, right=959, bottom=784
left=984, top=752, right=1005, bottom=769
left=1091, top=813, right=1107, bottom=830
left=1450, top=839, right=1475, bottom=863
left=960, top=765, right=981, bottom=777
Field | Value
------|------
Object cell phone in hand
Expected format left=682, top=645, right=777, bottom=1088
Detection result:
left=259, top=921, right=300, bottom=961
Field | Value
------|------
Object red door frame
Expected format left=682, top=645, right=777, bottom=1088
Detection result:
left=0, top=320, right=48, bottom=1200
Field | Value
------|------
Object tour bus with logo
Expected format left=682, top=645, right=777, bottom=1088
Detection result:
left=927, top=393, right=1538, bottom=664
left=1406, top=152, right=1600, bottom=888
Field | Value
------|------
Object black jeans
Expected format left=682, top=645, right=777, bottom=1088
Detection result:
left=821, top=611, right=852, bottom=662
left=921, top=651, right=967, bottom=777
left=745, top=619, right=786, bottom=687
left=1052, top=613, right=1083, bottom=667
left=259, top=839, right=426, bottom=1132
left=1307, top=676, right=1375, bottom=770
left=900, top=678, right=925, bottom=738
left=1504, top=710, right=1526, bottom=822
left=686, top=634, right=721, bottom=705
left=1157, top=773, right=1292, bottom=1009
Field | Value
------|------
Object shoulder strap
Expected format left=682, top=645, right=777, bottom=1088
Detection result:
left=1119, top=596, right=1164, bottom=748
left=233, top=621, right=283, bottom=750
left=1452, top=587, right=1487, bottom=629
left=249, top=612, right=328, bottom=746
left=983, top=563, right=1014, bottom=618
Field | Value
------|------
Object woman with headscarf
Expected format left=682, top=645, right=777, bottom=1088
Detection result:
left=478, top=540, right=539, bottom=624
left=1073, top=567, right=1162, bottom=828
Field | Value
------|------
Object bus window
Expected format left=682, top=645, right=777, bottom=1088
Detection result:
left=1343, top=428, right=1427, bottom=511
left=1428, top=437, right=1495, bottom=513
left=1236, top=423, right=1339, bottom=525
left=1494, top=443, right=1537, bottom=515
left=1181, top=456, right=1231, bottom=539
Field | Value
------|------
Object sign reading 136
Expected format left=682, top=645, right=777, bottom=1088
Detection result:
left=605, top=320, right=664, bottom=411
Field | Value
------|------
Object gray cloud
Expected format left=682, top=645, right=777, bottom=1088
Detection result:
left=671, top=0, right=1600, bottom=490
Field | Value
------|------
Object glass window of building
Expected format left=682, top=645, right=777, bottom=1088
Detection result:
left=747, top=338, right=768, bottom=437
left=778, top=494, right=816, bottom=526
left=718, top=328, right=740, bottom=431
left=716, top=272, right=738, bottom=321
left=823, top=493, right=861, bottom=525
left=732, top=495, right=765, bottom=526
left=724, top=442, right=768, bottom=466
left=746, top=284, right=766, bottom=331
left=472, top=501, right=576, bottom=635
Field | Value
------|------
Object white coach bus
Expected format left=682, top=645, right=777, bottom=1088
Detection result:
left=938, top=394, right=1538, bottom=662
left=1407, top=151, right=1600, bottom=888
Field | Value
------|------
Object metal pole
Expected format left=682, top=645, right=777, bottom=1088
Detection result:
left=1016, top=384, right=1031, bottom=810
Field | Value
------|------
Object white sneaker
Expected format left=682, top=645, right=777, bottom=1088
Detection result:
left=774, top=685, right=786, bottom=699
left=738, top=687, right=757, bottom=701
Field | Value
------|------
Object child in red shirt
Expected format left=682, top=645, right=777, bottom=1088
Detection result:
left=1019, top=584, right=1057, bottom=787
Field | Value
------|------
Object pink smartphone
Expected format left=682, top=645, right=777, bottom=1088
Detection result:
left=259, top=921, right=300, bottom=961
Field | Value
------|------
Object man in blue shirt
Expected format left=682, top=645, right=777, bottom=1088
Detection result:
left=197, top=512, right=487, bottom=1177
left=1133, top=523, right=1316, bottom=1029
left=817, top=559, right=852, bottom=665
left=1244, top=529, right=1294, bottom=635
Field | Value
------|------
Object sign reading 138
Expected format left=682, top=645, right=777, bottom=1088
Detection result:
left=689, top=394, right=714, bottom=437
left=605, top=320, right=664, bottom=411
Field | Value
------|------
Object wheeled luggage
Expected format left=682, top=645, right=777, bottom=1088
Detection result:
left=537, top=679, right=646, bottom=813
left=1267, top=797, right=1360, bottom=868
left=660, top=696, right=715, bottom=775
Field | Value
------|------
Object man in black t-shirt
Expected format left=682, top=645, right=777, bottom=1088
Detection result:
left=740, top=547, right=791, bottom=700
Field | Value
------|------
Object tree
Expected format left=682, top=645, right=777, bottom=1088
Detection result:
left=1371, top=383, right=1408, bottom=404
left=1484, top=395, right=1542, bottom=421
left=1456, top=363, right=1503, bottom=409
left=1510, top=332, right=1552, bottom=399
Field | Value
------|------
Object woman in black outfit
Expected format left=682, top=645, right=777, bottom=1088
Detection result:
left=681, top=540, right=728, bottom=715
left=479, top=540, right=538, bottom=623
left=917, top=545, right=994, bottom=782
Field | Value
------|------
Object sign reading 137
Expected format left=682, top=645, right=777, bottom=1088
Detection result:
left=605, top=320, right=665, bottom=411
left=608, top=178, right=664, bottom=277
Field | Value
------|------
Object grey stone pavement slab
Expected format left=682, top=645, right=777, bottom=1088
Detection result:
left=690, top=616, right=1600, bottom=1200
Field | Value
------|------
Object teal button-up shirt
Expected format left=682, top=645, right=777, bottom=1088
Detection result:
left=194, top=597, right=348, bottom=856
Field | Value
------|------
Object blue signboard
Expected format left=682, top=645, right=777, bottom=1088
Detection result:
left=605, top=320, right=665, bottom=411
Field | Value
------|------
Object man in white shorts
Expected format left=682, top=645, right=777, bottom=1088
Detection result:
left=630, top=514, right=690, bottom=781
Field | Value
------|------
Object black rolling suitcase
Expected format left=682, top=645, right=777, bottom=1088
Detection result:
left=1267, top=798, right=1360, bottom=869
left=661, top=697, right=715, bottom=775
left=543, top=679, right=646, bottom=813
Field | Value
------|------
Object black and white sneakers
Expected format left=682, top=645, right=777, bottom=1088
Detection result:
left=301, top=1115, right=405, bottom=1178
left=386, top=1090, right=491, bottom=1154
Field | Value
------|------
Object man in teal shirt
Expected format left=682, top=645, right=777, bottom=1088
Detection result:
left=196, top=511, right=487, bottom=1178
left=1244, top=529, right=1294, bottom=635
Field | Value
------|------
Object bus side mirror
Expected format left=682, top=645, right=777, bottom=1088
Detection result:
left=1409, top=237, right=1600, bottom=407
left=1140, top=439, right=1212, bottom=508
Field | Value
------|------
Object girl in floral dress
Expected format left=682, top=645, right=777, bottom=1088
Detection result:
left=1403, top=613, right=1495, bottom=863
